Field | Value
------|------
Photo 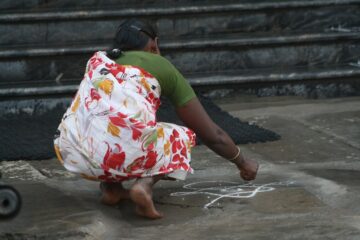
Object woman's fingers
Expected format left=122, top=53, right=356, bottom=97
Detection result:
left=239, top=158, right=259, bottom=181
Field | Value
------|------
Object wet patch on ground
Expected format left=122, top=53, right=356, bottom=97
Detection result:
left=244, top=117, right=360, bottom=164
left=304, top=169, right=360, bottom=186
left=306, top=111, right=360, bottom=150
left=249, top=187, right=324, bottom=213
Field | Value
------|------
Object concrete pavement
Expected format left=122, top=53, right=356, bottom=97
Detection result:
left=1, top=95, right=360, bottom=240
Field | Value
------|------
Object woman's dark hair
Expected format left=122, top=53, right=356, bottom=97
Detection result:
left=106, top=19, right=158, bottom=59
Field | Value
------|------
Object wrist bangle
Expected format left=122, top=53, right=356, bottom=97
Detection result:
left=228, top=146, right=241, bottom=162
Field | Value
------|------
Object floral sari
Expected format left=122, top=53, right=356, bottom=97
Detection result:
left=54, top=51, right=196, bottom=182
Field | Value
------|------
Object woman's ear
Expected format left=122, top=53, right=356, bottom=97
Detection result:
left=152, top=37, right=161, bottom=55
left=143, top=38, right=161, bottom=55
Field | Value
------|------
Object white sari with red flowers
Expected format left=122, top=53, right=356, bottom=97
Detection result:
left=54, top=51, right=196, bottom=182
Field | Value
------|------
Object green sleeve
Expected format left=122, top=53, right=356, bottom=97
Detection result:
left=153, top=56, right=196, bottom=107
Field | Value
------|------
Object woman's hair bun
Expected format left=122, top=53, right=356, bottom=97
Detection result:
left=106, top=48, right=123, bottom=59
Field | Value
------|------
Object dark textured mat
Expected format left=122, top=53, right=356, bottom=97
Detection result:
left=157, top=96, right=280, bottom=145
left=0, top=96, right=279, bottom=160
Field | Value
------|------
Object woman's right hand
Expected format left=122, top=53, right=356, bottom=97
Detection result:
left=234, top=155, right=259, bottom=181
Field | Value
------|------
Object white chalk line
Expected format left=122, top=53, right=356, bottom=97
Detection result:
left=170, top=181, right=295, bottom=209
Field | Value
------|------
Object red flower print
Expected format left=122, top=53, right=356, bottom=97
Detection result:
left=173, top=129, right=179, bottom=138
left=145, top=92, right=161, bottom=111
left=129, top=118, right=146, bottom=141
left=181, top=163, right=189, bottom=171
left=147, top=142, right=155, bottom=151
left=173, top=154, right=181, bottom=162
left=170, top=130, right=178, bottom=143
left=136, top=86, right=143, bottom=94
left=88, top=70, right=93, bottom=79
left=147, top=120, right=156, bottom=127
left=102, top=143, right=126, bottom=171
left=109, top=112, right=128, bottom=128
left=159, top=166, right=167, bottom=173
left=105, top=62, right=126, bottom=84
left=186, top=129, right=196, bottom=147
left=144, top=151, right=158, bottom=169
left=180, top=144, right=187, bottom=157
left=98, top=170, right=113, bottom=181
left=126, top=156, right=145, bottom=172
left=170, top=129, right=183, bottom=153
left=131, top=127, right=142, bottom=141
left=140, top=68, right=154, bottom=78
left=85, top=88, right=101, bottom=109
left=89, top=55, right=104, bottom=70
left=170, top=154, right=189, bottom=171
left=171, top=140, right=181, bottom=154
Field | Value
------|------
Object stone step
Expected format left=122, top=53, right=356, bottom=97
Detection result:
left=1, top=65, right=359, bottom=98
left=2, top=0, right=359, bottom=12
left=1, top=0, right=359, bottom=46
left=3, top=32, right=360, bottom=58
left=1, top=32, right=359, bottom=88
left=0, top=0, right=221, bottom=11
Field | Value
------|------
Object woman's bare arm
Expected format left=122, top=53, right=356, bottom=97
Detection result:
left=175, top=97, right=258, bottom=180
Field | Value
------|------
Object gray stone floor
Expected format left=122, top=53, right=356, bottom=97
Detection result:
left=1, top=95, right=360, bottom=240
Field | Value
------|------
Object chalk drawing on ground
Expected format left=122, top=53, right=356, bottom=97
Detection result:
left=170, top=181, right=295, bottom=209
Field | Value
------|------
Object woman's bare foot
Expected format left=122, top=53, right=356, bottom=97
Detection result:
left=130, top=177, right=163, bottom=219
left=100, top=182, right=130, bottom=206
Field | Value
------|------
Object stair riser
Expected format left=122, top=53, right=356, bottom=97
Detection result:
left=1, top=0, right=209, bottom=11
left=1, top=41, right=359, bottom=87
left=2, top=5, right=359, bottom=46
left=168, top=42, right=360, bottom=73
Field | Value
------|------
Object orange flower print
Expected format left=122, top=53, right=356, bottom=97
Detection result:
left=54, top=144, right=64, bottom=165
left=71, top=95, right=80, bottom=112
left=107, top=121, right=120, bottom=137
left=140, top=77, right=151, bottom=92
left=164, top=140, right=171, bottom=156
left=157, top=127, right=164, bottom=138
left=98, top=79, right=114, bottom=95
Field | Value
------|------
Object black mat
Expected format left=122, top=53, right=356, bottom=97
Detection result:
left=157, top=95, right=280, bottom=145
left=0, top=96, right=279, bottom=160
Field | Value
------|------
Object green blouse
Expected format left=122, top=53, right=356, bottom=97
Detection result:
left=116, top=51, right=196, bottom=107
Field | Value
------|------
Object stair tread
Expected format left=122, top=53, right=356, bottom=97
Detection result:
left=1, top=65, right=359, bottom=97
left=2, top=0, right=360, bottom=22
left=1, top=31, right=360, bottom=58
left=187, top=65, right=360, bottom=85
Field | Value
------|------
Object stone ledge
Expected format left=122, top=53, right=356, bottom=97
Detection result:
left=1, top=0, right=360, bottom=22
left=1, top=65, right=360, bottom=98
left=1, top=32, right=360, bottom=59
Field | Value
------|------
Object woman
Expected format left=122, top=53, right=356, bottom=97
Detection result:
left=54, top=19, right=258, bottom=219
